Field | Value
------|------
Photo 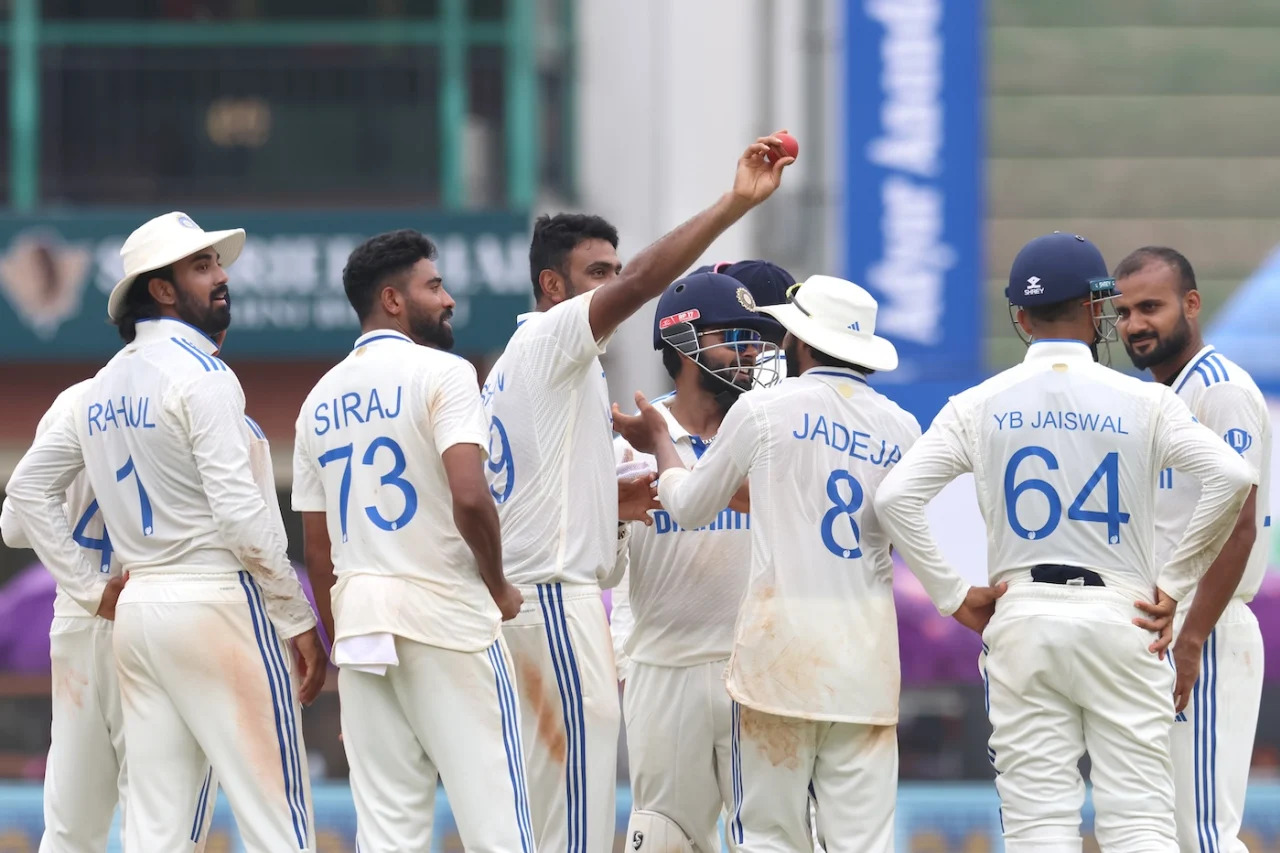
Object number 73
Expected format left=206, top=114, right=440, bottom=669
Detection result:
left=318, top=437, right=419, bottom=542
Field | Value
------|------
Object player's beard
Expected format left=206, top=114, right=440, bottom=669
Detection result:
left=1123, top=311, right=1191, bottom=370
left=696, top=360, right=752, bottom=414
left=409, top=305, right=455, bottom=351
left=176, top=283, right=231, bottom=337
left=785, top=337, right=802, bottom=377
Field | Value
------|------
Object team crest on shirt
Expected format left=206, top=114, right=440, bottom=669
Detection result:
left=736, top=286, right=758, bottom=311
left=0, top=228, right=93, bottom=340
left=1224, top=428, right=1253, bottom=454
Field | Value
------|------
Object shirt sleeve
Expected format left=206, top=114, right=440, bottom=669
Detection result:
left=428, top=357, right=489, bottom=454
left=1194, top=383, right=1268, bottom=476
left=657, top=397, right=759, bottom=530
left=521, top=291, right=613, bottom=386
left=4, top=401, right=110, bottom=614
left=180, top=371, right=316, bottom=638
left=873, top=401, right=973, bottom=617
left=1153, top=387, right=1257, bottom=601
left=290, top=406, right=326, bottom=513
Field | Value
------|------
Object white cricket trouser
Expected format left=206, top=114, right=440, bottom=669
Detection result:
left=624, top=659, right=737, bottom=853
left=114, top=571, right=313, bottom=853
left=504, top=582, right=620, bottom=853
left=340, top=635, right=535, bottom=852
left=980, top=582, right=1178, bottom=853
left=1170, top=599, right=1264, bottom=853
left=41, top=616, right=219, bottom=853
left=728, top=703, right=896, bottom=853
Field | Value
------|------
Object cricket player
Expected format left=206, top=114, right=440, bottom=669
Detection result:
left=1, top=381, right=220, bottom=853
left=293, top=230, right=534, bottom=852
left=5, top=212, right=324, bottom=852
left=613, top=275, right=919, bottom=853
left=481, top=133, right=793, bottom=852
left=609, top=271, right=782, bottom=852
left=1114, top=246, right=1270, bottom=853
left=875, top=232, right=1256, bottom=853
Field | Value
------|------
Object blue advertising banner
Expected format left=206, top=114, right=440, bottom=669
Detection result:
left=0, top=210, right=532, bottom=360
left=843, top=0, right=984, bottom=413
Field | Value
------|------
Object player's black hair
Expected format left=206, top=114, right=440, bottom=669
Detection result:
left=808, top=345, right=876, bottom=376
left=1113, top=246, right=1198, bottom=294
left=343, top=229, right=439, bottom=322
left=1023, top=296, right=1084, bottom=325
left=529, top=213, right=619, bottom=300
left=115, top=265, right=173, bottom=343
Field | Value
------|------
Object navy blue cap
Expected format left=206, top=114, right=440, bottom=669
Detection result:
left=693, top=259, right=796, bottom=308
left=1006, top=232, right=1114, bottom=307
left=652, top=271, right=783, bottom=350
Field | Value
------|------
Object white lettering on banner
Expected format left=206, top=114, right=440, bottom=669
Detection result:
left=85, top=230, right=528, bottom=333
left=863, top=0, right=954, bottom=346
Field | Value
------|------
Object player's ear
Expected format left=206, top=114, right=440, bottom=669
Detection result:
left=146, top=275, right=177, bottom=308
left=1184, top=287, right=1201, bottom=319
left=1016, top=307, right=1033, bottom=337
left=379, top=284, right=403, bottom=316
left=538, top=268, right=566, bottom=303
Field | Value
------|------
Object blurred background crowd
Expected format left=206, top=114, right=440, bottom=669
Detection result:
left=1, top=0, right=1280, bottom=849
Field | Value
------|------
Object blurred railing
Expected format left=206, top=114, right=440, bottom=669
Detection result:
left=1, top=0, right=574, bottom=211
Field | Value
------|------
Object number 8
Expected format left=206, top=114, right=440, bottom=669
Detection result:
left=820, top=470, right=864, bottom=559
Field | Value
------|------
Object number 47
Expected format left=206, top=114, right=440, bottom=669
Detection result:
left=1004, top=447, right=1130, bottom=544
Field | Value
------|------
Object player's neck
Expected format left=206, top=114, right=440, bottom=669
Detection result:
left=1150, top=332, right=1206, bottom=386
left=361, top=317, right=418, bottom=345
left=669, top=381, right=725, bottom=439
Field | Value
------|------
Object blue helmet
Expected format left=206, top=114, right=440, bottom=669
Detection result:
left=1006, top=231, right=1119, bottom=354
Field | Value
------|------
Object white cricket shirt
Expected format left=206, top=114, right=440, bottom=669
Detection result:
left=5, top=318, right=315, bottom=638
left=657, top=367, right=922, bottom=724
left=1155, top=345, right=1273, bottom=603
left=610, top=398, right=751, bottom=677
left=877, top=340, right=1256, bottom=613
left=1, top=381, right=120, bottom=618
left=293, top=330, right=499, bottom=653
left=481, top=290, right=617, bottom=587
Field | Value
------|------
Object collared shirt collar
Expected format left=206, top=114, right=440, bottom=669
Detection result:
left=654, top=395, right=692, bottom=443
left=516, top=312, right=536, bottom=329
left=133, top=317, right=220, bottom=355
left=802, top=365, right=869, bottom=384
left=353, top=329, right=414, bottom=350
left=1168, top=344, right=1216, bottom=389
left=1023, top=338, right=1094, bottom=364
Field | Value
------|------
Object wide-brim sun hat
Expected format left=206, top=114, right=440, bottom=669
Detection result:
left=757, top=274, right=898, bottom=372
left=108, top=211, right=246, bottom=321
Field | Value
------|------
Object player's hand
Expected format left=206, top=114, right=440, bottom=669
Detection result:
left=292, top=628, right=327, bottom=706
left=95, top=572, right=129, bottom=621
left=618, top=471, right=661, bottom=525
left=951, top=582, right=1008, bottom=635
left=611, top=393, right=667, bottom=455
left=1133, top=587, right=1176, bottom=658
left=1170, top=631, right=1204, bottom=713
left=730, top=132, right=794, bottom=209
left=492, top=581, right=524, bottom=622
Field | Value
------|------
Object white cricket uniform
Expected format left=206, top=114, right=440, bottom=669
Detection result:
left=1154, top=345, right=1271, bottom=853
left=656, top=366, right=920, bottom=853
left=611, top=397, right=750, bottom=853
left=292, top=329, right=534, bottom=852
left=481, top=290, right=622, bottom=853
left=0, top=383, right=220, bottom=853
left=5, top=317, right=317, bottom=853
left=875, top=339, right=1255, bottom=853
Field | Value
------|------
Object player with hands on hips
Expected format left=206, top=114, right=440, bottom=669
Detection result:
left=1113, top=245, right=1271, bottom=853
left=875, top=232, right=1255, bottom=853
left=292, top=230, right=532, bottom=853
left=480, top=133, right=792, bottom=853
left=5, top=212, right=324, bottom=852
left=615, top=275, right=919, bottom=853
left=609, top=271, right=782, bottom=853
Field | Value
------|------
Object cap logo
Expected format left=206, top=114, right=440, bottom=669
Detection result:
left=1024, top=276, right=1044, bottom=296
left=176, top=215, right=199, bottom=229
left=658, top=309, right=700, bottom=329
left=1089, top=276, right=1116, bottom=294
left=736, top=286, right=757, bottom=311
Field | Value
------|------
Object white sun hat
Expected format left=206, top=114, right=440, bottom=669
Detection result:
left=108, top=211, right=246, bottom=321
left=757, top=274, right=898, bottom=372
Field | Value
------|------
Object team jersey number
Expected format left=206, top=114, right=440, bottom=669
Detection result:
left=318, top=437, right=418, bottom=542
left=1004, top=446, right=1130, bottom=544
left=72, top=500, right=114, bottom=573
left=487, top=416, right=515, bottom=504
left=820, top=470, right=864, bottom=559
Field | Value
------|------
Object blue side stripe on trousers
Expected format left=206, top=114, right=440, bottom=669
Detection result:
left=730, top=701, right=744, bottom=844
left=238, top=572, right=307, bottom=849
left=552, top=584, right=589, bottom=850
left=488, top=643, right=535, bottom=852
left=245, top=574, right=310, bottom=843
left=190, top=766, right=213, bottom=842
left=1194, top=630, right=1220, bottom=853
left=538, top=584, right=585, bottom=853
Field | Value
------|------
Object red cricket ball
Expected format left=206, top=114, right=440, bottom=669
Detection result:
left=765, top=131, right=799, bottom=164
